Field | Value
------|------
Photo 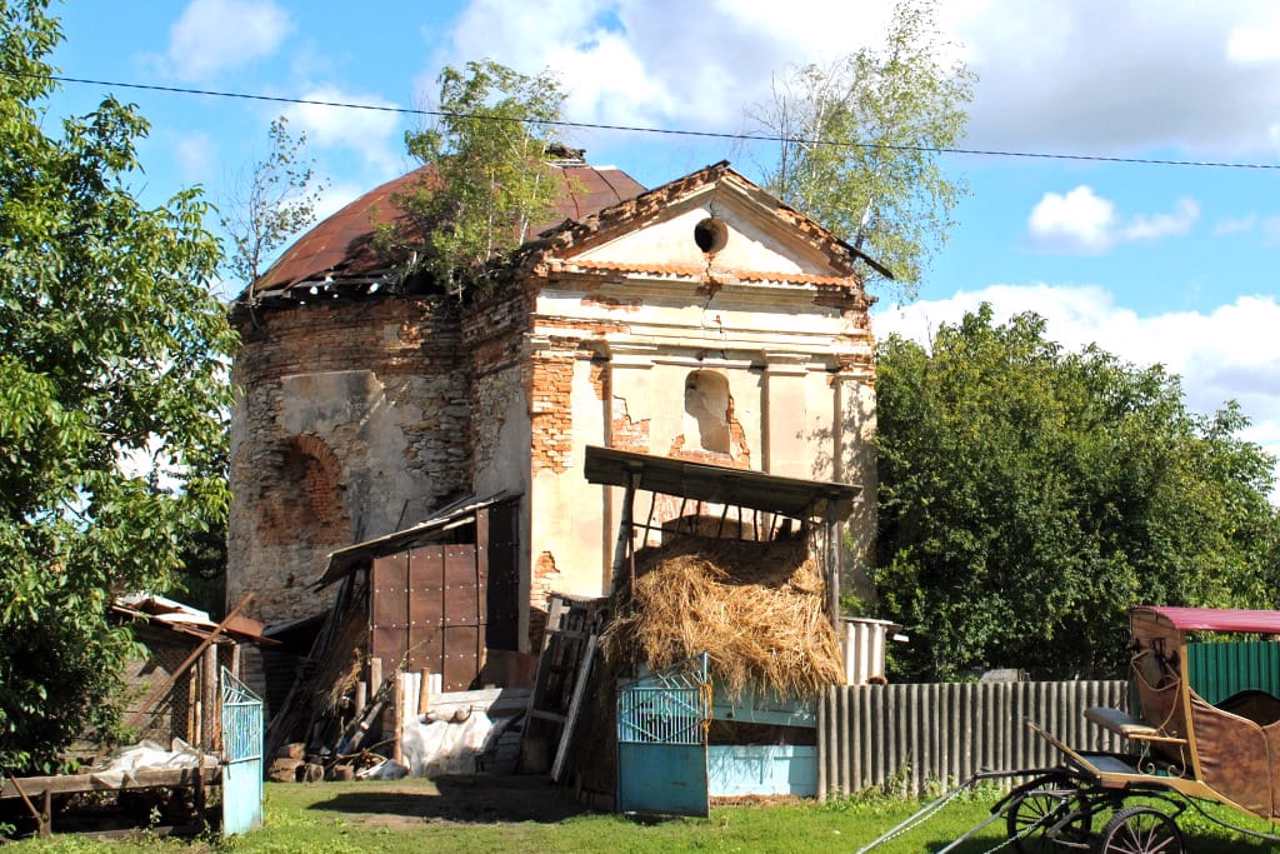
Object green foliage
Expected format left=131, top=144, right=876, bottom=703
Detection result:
left=748, top=0, right=973, bottom=296
left=874, top=306, right=1280, bottom=681
left=0, top=1, right=235, bottom=772
left=380, top=60, right=567, bottom=295
left=222, top=115, right=329, bottom=292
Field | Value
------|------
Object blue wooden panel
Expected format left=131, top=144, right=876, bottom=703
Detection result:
left=707, top=745, right=817, bottom=797
left=712, top=686, right=816, bottom=728
left=618, top=743, right=709, bottom=816
left=221, top=669, right=264, bottom=836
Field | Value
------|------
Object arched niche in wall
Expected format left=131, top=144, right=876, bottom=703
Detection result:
left=256, top=434, right=351, bottom=547
left=683, top=370, right=732, bottom=455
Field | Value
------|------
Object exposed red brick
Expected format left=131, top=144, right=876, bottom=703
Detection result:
left=589, top=360, right=608, bottom=401
left=256, top=434, right=350, bottom=549
left=528, top=353, right=575, bottom=473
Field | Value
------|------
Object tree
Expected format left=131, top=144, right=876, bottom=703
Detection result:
left=222, top=115, right=329, bottom=297
left=377, top=60, right=568, bottom=296
left=748, top=0, right=974, bottom=296
left=0, top=1, right=235, bottom=772
left=873, top=307, right=1280, bottom=681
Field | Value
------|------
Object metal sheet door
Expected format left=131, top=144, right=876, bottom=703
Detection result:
left=221, top=667, right=264, bottom=835
left=617, top=653, right=711, bottom=817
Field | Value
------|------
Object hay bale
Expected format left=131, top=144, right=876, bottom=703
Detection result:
left=601, top=535, right=842, bottom=698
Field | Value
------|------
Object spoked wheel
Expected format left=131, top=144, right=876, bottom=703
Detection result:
left=1006, top=784, right=1092, bottom=852
left=1094, top=806, right=1184, bottom=854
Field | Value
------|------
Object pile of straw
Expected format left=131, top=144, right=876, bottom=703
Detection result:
left=601, top=534, right=843, bottom=698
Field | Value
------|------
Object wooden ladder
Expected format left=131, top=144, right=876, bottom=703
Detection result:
left=519, top=593, right=606, bottom=782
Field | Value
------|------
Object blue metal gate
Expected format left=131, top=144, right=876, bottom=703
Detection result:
left=617, top=653, right=711, bottom=817
left=220, top=667, right=264, bottom=835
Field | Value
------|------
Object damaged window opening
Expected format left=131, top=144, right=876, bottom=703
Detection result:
left=684, top=370, right=732, bottom=454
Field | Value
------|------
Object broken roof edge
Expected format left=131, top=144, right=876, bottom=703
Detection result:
left=524, top=161, right=891, bottom=286
left=316, top=491, right=521, bottom=588
left=583, top=446, right=860, bottom=522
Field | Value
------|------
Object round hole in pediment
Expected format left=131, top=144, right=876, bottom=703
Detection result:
left=693, top=216, right=728, bottom=254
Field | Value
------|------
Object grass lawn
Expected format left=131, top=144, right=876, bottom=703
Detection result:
left=12, top=776, right=1280, bottom=853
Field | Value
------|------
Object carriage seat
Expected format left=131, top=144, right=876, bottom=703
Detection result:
left=1217, top=690, right=1280, bottom=727
left=1085, top=706, right=1162, bottom=740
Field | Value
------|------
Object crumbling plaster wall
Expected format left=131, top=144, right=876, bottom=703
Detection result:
left=525, top=266, right=877, bottom=614
left=228, top=298, right=469, bottom=623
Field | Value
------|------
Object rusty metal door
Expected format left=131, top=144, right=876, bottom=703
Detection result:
left=371, top=543, right=487, bottom=691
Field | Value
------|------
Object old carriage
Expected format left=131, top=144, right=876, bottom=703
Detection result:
left=861, top=606, right=1280, bottom=853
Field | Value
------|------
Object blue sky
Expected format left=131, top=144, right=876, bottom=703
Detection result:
left=48, top=0, right=1280, bottom=487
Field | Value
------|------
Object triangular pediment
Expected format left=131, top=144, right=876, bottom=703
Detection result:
left=549, top=167, right=861, bottom=283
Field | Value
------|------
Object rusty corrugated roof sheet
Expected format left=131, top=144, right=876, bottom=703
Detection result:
left=252, top=161, right=645, bottom=298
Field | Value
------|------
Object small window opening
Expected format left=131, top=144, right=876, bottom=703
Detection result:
left=693, top=216, right=729, bottom=254
left=684, top=370, right=731, bottom=454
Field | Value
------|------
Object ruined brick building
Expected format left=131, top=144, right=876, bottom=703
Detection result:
left=227, top=152, right=879, bottom=655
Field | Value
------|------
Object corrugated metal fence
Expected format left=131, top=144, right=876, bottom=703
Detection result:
left=816, top=681, right=1129, bottom=799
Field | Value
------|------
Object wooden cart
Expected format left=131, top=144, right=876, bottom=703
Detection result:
left=860, top=606, right=1280, bottom=853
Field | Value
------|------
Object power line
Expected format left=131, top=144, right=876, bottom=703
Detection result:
left=20, top=71, right=1280, bottom=171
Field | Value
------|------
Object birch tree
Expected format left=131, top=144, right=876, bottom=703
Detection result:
left=748, top=0, right=974, bottom=297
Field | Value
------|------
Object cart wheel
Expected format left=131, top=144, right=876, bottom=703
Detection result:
left=1006, top=787, right=1091, bottom=852
left=1094, top=806, right=1184, bottom=854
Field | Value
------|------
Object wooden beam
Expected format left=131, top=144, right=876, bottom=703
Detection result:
left=0, top=768, right=219, bottom=800
left=126, top=594, right=253, bottom=729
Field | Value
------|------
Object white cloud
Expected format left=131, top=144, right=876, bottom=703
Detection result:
left=1213, top=214, right=1258, bottom=235
left=1027, top=187, right=1199, bottom=253
left=166, top=0, right=292, bottom=81
left=876, top=285, right=1280, bottom=499
left=1028, top=186, right=1116, bottom=253
left=174, top=132, right=216, bottom=183
left=1227, top=17, right=1280, bottom=64
left=434, top=0, right=1280, bottom=157
left=281, top=87, right=403, bottom=176
left=1120, top=198, right=1199, bottom=241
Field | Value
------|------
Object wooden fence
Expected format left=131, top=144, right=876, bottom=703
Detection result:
left=816, top=680, right=1130, bottom=799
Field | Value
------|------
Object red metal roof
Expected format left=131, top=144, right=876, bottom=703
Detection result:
left=1134, top=606, right=1280, bottom=634
left=253, top=161, right=645, bottom=296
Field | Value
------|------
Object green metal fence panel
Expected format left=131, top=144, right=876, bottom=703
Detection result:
left=1187, top=641, right=1280, bottom=705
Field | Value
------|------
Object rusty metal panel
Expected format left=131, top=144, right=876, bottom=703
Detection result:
left=408, top=546, right=444, bottom=672
left=371, top=553, right=409, bottom=632
left=371, top=625, right=407, bottom=671
left=444, top=546, right=481, bottom=626
left=443, top=627, right=481, bottom=692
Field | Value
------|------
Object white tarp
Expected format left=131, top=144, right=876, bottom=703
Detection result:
left=90, top=738, right=216, bottom=787
left=395, top=672, right=520, bottom=777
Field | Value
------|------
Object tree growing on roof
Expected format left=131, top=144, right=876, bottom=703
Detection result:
left=0, top=1, right=235, bottom=773
left=873, top=306, right=1280, bottom=681
left=376, top=60, right=569, bottom=296
left=221, top=116, right=330, bottom=295
left=747, top=0, right=974, bottom=297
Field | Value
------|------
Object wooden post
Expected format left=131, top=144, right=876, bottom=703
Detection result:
left=40, top=789, right=51, bottom=838
left=608, top=469, right=640, bottom=594
left=417, top=670, right=431, bottom=716
left=201, top=644, right=218, bottom=753
left=392, top=672, right=404, bottom=765
left=229, top=642, right=242, bottom=681
left=354, top=680, right=367, bottom=718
